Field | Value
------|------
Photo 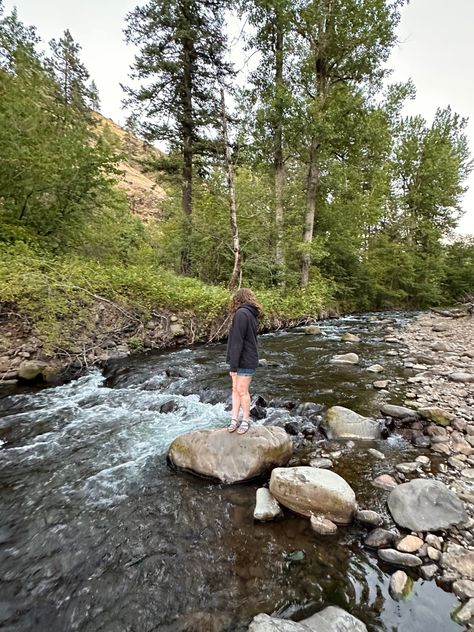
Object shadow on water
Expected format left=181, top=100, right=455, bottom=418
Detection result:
left=0, top=312, right=463, bottom=631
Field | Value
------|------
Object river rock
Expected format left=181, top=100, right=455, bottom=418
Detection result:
left=254, top=488, right=282, bottom=521
left=329, top=353, right=359, bottom=364
left=441, top=545, right=474, bottom=580
left=309, top=458, right=333, bottom=469
left=356, top=510, right=383, bottom=527
left=453, top=599, right=474, bottom=625
left=365, top=528, right=397, bottom=549
left=397, top=535, right=423, bottom=553
left=378, top=549, right=422, bottom=567
left=387, top=479, right=468, bottom=531
left=431, top=341, right=450, bottom=352
left=342, top=333, right=360, bottom=343
left=269, top=467, right=356, bottom=524
left=373, top=474, right=398, bottom=491
left=419, top=406, right=455, bottom=426
left=367, top=364, right=384, bottom=373
left=168, top=426, right=292, bottom=484
left=395, top=462, right=420, bottom=474
left=449, top=372, right=474, bottom=383
left=453, top=580, right=474, bottom=600
left=18, top=360, right=47, bottom=381
left=310, top=515, right=337, bottom=535
left=304, top=325, right=321, bottom=335
left=389, top=570, right=411, bottom=599
left=373, top=380, right=389, bottom=389
left=420, top=564, right=438, bottom=580
left=323, top=406, right=380, bottom=440
left=368, top=448, right=385, bottom=460
left=248, top=606, right=367, bottom=632
left=380, top=404, right=418, bottom=421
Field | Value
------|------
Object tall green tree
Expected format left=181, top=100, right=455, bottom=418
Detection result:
left=295, top=0, right=405, bottom=287
left=124, top=0, right=232, bottom=274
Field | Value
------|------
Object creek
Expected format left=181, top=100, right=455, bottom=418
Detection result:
left=0, top=313, right=462, bottom=631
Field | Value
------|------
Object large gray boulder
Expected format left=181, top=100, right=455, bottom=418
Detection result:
left=269, top=466, right=356, bottom=524
left=168, top=426, right=292, bottom=484
left=248, top=607, right=367, bottom=631
left=323, top=406, right=380, bottom=440
left=387, top=479, right=468, bottom=532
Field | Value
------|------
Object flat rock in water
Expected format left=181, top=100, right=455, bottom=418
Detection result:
left=323, top=406, right=380, bottom=440
left=365, top=528, right=397, bottom=549
left=356, top=510, right=383, bottom=527
left=388, top=479, right=468, bottom=532
left=368, top=448, right=385, bottom=460
left=373, top=474, right=398, bottom=491
left=168, top=426, right=292, bottom=484
left=270, top=467, right=356, bottom=524
left=329, top=352, right=359, bottom=364
left=248, top=606, right=367, bottom=632
left=380, top=404, right=418, bottom=421
left=367, top=364, right=384, bottom=373
left=310, top=515, right=337, bottom=535
left=449, top=372, right=474, bottom=383
left=342, top=333, right=360, bottom=342
left=254, top=488, right=282, bottom=521
left=309, top=458, right=333, bottom=469
left=378, top=549, right=422, bottom=567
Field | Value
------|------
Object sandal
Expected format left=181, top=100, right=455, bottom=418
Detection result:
left=237, top=420, right=250, bottom=434
left=228, top=419, right=239, bottom=433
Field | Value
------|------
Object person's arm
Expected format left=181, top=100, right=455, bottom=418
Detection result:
left=228, top=310, right=248, bottom=371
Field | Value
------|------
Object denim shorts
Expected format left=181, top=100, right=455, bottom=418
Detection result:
left=236, top=368, right=256, bottom=376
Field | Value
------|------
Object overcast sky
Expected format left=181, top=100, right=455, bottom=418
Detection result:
left=5, top=0, right=474, bottom=235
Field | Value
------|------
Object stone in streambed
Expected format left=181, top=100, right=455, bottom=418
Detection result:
left=248, top=606, right=368, bottom=632
left=397, top=535, right=423, bottom=553
left=254, top=488, right=282, bottom=521
left=329, top=352, right=359, bottom=364
left=310, top=515, right=337, bottom=535
left=390, top=570, right=412, bottom=599
left=372, top=474, right=398, bottom=491
left=380, top=404, right=418, bottom=421
left=304, top=325, right=321, bottom=335
left=269, top=467, right=356, bottom=524
left=453, top=599, right=474, bottom=625
left=342, top=333, right=360, bottom=342
left=309, top=458, right=333, bottom=469
left=365, top=528, right=397, bottom=549
left=367, top=364, right=384, bottom=373
left=441, top=545, right=474, bottom=580
left=323, top=406, right=380, bottom=440
left=168, top=426, right=292, bottom=484
left=356, top=510, right=383, bottom=527
left=373, top=380, right=389, bottom=389
left=453, top=580, right=474, bottom=600
left=419, top=406, right=455, bottom=426
left=449, top=372, right=474, bottom=383
left=388, top=479, right=468, bottom=532
left=378, top=549, right=422, bottom=567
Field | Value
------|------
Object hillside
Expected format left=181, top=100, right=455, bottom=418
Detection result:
left=93, top=113, right=166, bottom=222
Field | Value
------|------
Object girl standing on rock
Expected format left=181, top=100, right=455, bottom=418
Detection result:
left=226, top=288, right=262, bottom=434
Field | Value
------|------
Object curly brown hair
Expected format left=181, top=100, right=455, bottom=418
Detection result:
left=229, top=288, right=263, bottom=315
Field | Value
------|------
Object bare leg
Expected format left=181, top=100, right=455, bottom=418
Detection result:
left=236, top=375, right=252, bottom=421
left=231, top=373, right=241, bottom=421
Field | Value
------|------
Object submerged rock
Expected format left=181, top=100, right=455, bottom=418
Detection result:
left=329, top=352, right=359, bottom=364
left=388, top=479, right=468, bottom=532
left=168, top=426, right=292, bottom=484
left=248, top=606, right=367, bottom=632
left=254, top=488, right=282, bottom=521
left=323, top=406, right=380, bottom=440
left=310, top=514, right=337, bottom=535
left=304, top=325, right=321, bottom=335
left=270, top=466, right=356, bottom=524
left=342, top=333, right=360, bottom=343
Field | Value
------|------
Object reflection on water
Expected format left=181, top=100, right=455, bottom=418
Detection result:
left=0, top=313, right=462, bottom=631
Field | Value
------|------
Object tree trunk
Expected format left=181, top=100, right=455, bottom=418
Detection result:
left=220, top=87, right=241, bottom=291
left=274, top=20, right=285, bottom=284
left=180, top=23, right=194, bottom=275
left=301, top=136, right=319, bottom=287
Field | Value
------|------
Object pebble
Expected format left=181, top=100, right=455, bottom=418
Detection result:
left=365, top=528, right=397, bottom=549
left=356, top=510, right=383, bottom=528
left=310, top=515, right=337, bottom=535
left=378, top=549, right=422, bottom=567
left=389, top=570, right=410, bottom=599
left=309, top=458, right=333, bottom=469
left=419, top=564, right=438, bottom=580
left=397, top=535, right=423, bottom=553
left=368, top=448, right=385, bottom=460
left=372, top=474, right=398, bottom=491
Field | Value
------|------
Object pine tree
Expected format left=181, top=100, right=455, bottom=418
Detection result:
left=124, top=0, right=232, bottom=274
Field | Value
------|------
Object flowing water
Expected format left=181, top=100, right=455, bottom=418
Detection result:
left=0, top=314, right=462, bottom=632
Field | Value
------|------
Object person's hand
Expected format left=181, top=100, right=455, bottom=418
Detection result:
left=229, top=371, right=237, bottom=376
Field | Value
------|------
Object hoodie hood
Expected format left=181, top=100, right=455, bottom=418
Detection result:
left=239, top=303, right=260, bottom=318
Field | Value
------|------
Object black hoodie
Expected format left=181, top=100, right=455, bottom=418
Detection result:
left=226, top=303, right=259, bottom=371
